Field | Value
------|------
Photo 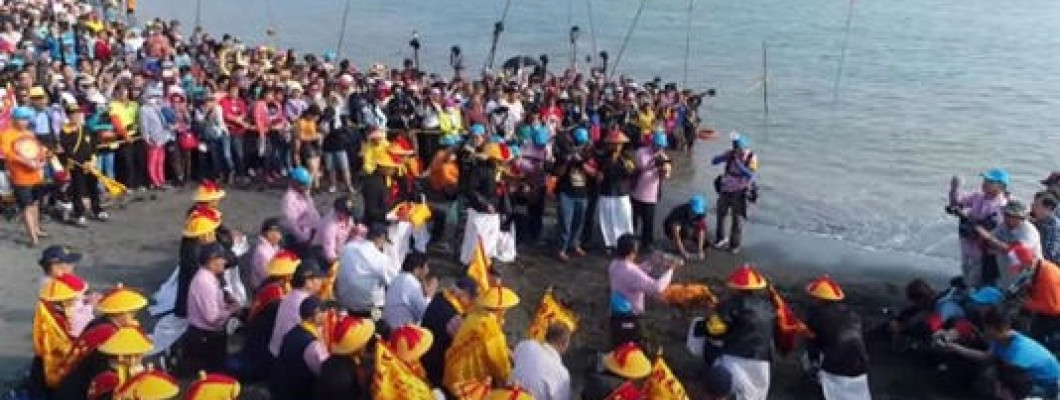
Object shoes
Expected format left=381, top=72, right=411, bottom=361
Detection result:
left=73, top=216, right=87, bottom=227
left=573, top=247, right=586, bottom=257
left=95, top=212, right=110, bottom=221
left=557, top=251, right=570, bottom=262
left=327, top=186, right=337, bottom=193
left=713, top=239, right=729, bottom=249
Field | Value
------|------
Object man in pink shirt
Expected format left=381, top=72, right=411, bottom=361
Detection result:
left=313, top=196, right=355, bottom=267
left=269, top=259, right=325, bottom=357
left=186, top=243, right=239, bottom=373
left=250, top=217, right=285, bottom=290
left=607, top=233, right=678, bottom=346
left=283, top=167, right=320, bottom=247
left=631, top=131, right=671, bottom=251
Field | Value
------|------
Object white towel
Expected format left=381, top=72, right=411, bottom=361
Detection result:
left=717, top=354, right=771, bottom=400
left=597, top=195, right=633, bottom=248
left=820, top=371, right=872, bottom=400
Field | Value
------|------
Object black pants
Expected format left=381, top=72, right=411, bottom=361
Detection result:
left=716, top=191, right=748, bottom=247
left=581, top=193, right=600, bottom=248
left=164, top=142, right=184, bottom=184
left=631, top=199, right=656, bottom=250
left=67, top=166, right=102, bottom=218
left=183, top=325, right=228, bottom=375
left=116, top=140, right=146, bottom=189
left=609, top=313, right=643, bottom=349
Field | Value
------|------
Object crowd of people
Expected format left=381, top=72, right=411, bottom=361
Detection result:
left=9, top=0, right=1060, bottom=400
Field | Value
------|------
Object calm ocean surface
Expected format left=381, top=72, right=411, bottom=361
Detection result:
left=143, top=0, right=1060, bottom=262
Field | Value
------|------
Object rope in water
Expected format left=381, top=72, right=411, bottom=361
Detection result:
left=682, top=0, right=695, bottom=87
left=336, top=0, right=353, bottom=58
left=609, top=0, right=650, bottom=80
left=832, top=0, right=855, bottom=102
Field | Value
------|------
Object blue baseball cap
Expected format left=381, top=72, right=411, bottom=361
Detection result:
left=508, top=144, right=522, bottom=159
left=690, top=195, right=707, bottom=215
left=470, top=123, right=486, bottom=136
left=970, top=286, right=1003, bottom=306
left=652, top=131, right=668, bottom=148
left=12, top=106, right=33, bottom=121
left=39, top=245, right=82, bottom=267
left=290, top=166, right=312, bottom=186
left=573, top=128, right=590, bottom=145
left=981, top=168, right=1010, bottom=186
left=439, top=134, right=462, bottom=148
left=532, top=128, right=550, bottom=147
left=322, top=50, right=337, bottom=62
left=733, top=134, right=750, bottom=149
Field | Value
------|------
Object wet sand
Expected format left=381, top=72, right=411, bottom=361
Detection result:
left=0, top=181, right=968, bottom=399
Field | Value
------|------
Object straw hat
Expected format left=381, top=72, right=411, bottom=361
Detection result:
left=39, top=274, right=88, bottom=302
left=485, top=386, right=535, bottom=400
left=193, top=180, right=226, bottom=203
left=114, top=368, right=180, bottom=400
left=97, top=283, right=148, bottom=314
left=387, top=325, right=433, bottom=362
left=99, top=327, right=154, bottom=356
left=185, top=372, right=241, bottom=400
left=482, top=143, right=512, bottom=163
left=329, top=316, right=376, bottom=355
left=603, top=342, right=651, bottom=379
left=726, top=263, right=768, bottom=290
left=603, top=128, right=629, bottom=144
left=28, top=86, right=47, bottom=98
left=806, top=275, right=845, bottom=301
left=267, top=250, right=301, bottom=277
left=476, top=285, right=520, bottom=310
left=183, top=212, right=221, bottom=238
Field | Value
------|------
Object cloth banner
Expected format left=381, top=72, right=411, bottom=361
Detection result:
left=460, top=209, right=517, bottom=264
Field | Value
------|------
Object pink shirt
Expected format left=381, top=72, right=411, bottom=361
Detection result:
left=69, top=296, right=95, bottom=337
left=955, top=192, right=1008, bottom=259
left=187, top=268, right=232, bottom=332
left=304, top=335, right=329, bottom=374
left=608, top=259, right=674, bottom=315
left=269, top=288, right=310, bottom=356
left=631, top=147, right=663, bottom=204
left=251, top=236, right=280, bottom=290
left=282, top=188, right=320, bottom=243
left=314, top=211, right=351, bottom=264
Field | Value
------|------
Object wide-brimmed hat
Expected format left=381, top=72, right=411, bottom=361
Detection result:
left=726, top=264, right=768, bottom=290
left=114, top=368, right=180, bottom=400
left=329, top=316, right=376, bottom=355
left=99, top=326, right=154, bottom=356
left=97, top=283, right=148, bottom=314
left=267, top=250, right=301, bottom=277
left=28, top=86, right=47, bottom=98
left=806, top=275, right=845, bottom=301
left=183, top=212, right=221, bottom=237
left=185, top=372, right=241, bottom=400
left=193, top=180, right=226, bottom=202
left=387, top=325, right=433, bottom=362
left=40, top=274, right=88, bottom=302
left=1003, top=201, right=1028, bottom=218
left=476, top=285, right=520, bottom=309
left=483, top=143, right=512, bottom=163
left=602, top=342, right=651, bottom=379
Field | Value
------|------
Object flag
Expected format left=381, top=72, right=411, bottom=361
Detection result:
left=372, top=339, right=435, bottom=400
left=528, top=287, right=579, bottom=341
left=644, top=351, right=689, bottom=400
left=768, top=286, right=813, bottom=354
left=0, top=82, right=15, bottom=131
left=466, top=236, right=491, bottom=294
left=451, top=377, right=491, bottom=400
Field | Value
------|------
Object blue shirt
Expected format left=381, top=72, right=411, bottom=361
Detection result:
left=1037, top=214, right=1060, bottom=264
left=990, top=332, right=1060, bottom=388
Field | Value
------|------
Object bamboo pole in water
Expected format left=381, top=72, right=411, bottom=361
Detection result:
left=683, top=0, right=694, bottom=87
left=833, top=0, right=855, bottom=102
left=762, top=40, right=769, bottom=124
left=609, top=0, right=649, bottom=80
left=336, top=0, right=352, bottom=58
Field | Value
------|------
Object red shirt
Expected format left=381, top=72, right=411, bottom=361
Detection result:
left=93, top=41, right=112, bottom=63
left=219, top=97, right=248, bottom=136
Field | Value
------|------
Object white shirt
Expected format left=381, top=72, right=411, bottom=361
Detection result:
left=336, top=240, right=398, bottom=312
left=511, top=340, right=571, bottom=400
left=382, top=272, right=430, bottom=328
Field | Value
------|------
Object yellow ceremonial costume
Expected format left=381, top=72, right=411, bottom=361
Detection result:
left=443, top=286, right=520, bottom=393
left=388, top=325, right=434, bottom=380
left=34, top=274, right=88, bottom=388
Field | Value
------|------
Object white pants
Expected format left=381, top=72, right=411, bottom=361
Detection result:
left=597, top=195, right=633, bottom=248
left=717, top=355, right=771, bottom=400
left=819, top=371, right=872, bottom=400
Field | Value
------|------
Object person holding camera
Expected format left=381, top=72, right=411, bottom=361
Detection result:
left=948, top=168, right=1010, bottom=287
left=710, top=132, right=757, bottom=254
left=630, top=129, right=671, bottom=251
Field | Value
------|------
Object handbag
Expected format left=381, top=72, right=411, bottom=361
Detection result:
left=178, top=131, right=198, bottom=151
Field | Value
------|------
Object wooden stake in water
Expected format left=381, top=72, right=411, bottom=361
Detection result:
left=833, top=0, right=856, bottom=102
left=762, top=40, right=770, bottom=124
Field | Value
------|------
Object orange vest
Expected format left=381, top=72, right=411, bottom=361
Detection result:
left=1026, top=260, right=1060, bottom=316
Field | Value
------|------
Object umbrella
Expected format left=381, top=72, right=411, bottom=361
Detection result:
left=501, top=55, right=541, bottom=72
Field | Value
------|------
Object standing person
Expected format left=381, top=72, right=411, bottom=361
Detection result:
left=581, top=342, right=652, bottom=400
left=1031, top=191, right=1060, bottom=264
left=294, top=105, right=323, bottom=191
left=335, top=224, right=398, bottom=323
left=975, top=201, right=1041, bottom=288
left=630, top=130, right=671, bottom=251
left=185, top=243, right=238, bottom=374
left=383, top=252, right=438, bottom=328
left=711, top=133, right=758, bottom=254
left=360, top=153, right=401, bottom=226
left=511, top=323, right=572, bottom=400
left=595, top=128, right=636, bottom=253
left=281, top=166, right=320, bottom=253
left=607, top=233, right=678, bottom=347
left=270, top=296, right=329, bottom=400
left=218, top=85, right=250, bottom=182
left=269, top=260, right=326, bottom=358
left=109, top=86, right=145, bottom=191
left=663, top=195, right=710, bottom=260
left=554, top=128, right=594, bottom=261
left=315, top=316, right=376, bottom=400
left=420, top=278, right=478, bottom=391
left=706, top=264, right=778, bottom=400
left=947, top=168, right=1009, bottom=287
left=200, top=93, right=233, bottom=182
left=4, top=106, right=48, bottom=246
left=1007, top=243, right=1060, bottom=351
left=174, top=208, right=222, bottom=319
left=139, top=88, right=173, bottom=190
left=87, top=95, right=118, bottom=189
left=320, top=93, right=353, bottom=193
left=801, top=275, right=871, bottom=400
left=513, top=126, right=553, bottom=244
left=57, top=103, right=103, bottom=226
left=443, top=285, right=520, bottom=394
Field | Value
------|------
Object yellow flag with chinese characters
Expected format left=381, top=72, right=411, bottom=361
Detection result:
left=528, top=288, right=578, bottom=341
left=467, top=236, right=492, bottom=294
left=644, top=351, right=689, bottom=400
left=372, top=338, right=435, bottom=400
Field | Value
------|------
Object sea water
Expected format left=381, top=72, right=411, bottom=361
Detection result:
left=143, top=0, right=1060, bottom=269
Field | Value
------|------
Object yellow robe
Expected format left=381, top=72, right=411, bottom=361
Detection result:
left=361, top=140, right=391, bottom=175
left=33, top=301, right=74, bottom=388
left=442, top=310, right=512, bottom=393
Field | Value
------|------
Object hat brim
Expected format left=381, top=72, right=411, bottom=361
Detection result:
left=727, top=281, right=767, bottom=290
left=603, top=353, right=651, bottom=379
left=193, top=191, right=227, bottom=202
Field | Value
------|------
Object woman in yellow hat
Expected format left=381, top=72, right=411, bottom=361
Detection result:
left=704, top=263, right=777, bottom=400
left=582, top=342, right=652, bottom=400
left=802, top=275, right=871, bottom=400
left=53, top=284, right=148, bottom=399
left=31, top=273, right=94, bottom=394
left=361, top=152, right=403, bottom=226
left=173, top=208, right=222, bottom=319
left=316, top=316, right=376, bottom=400
left=443, top=285, right=520, bottom=394
left=388, top=324, right=434, bottom=380
left=87, top=326, right=155, bottom=400
left=185, top=372, right=241, bottom=400
left=235, top=250, right=300, bottom=381
left=595, top=127, right=637, bottom=251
